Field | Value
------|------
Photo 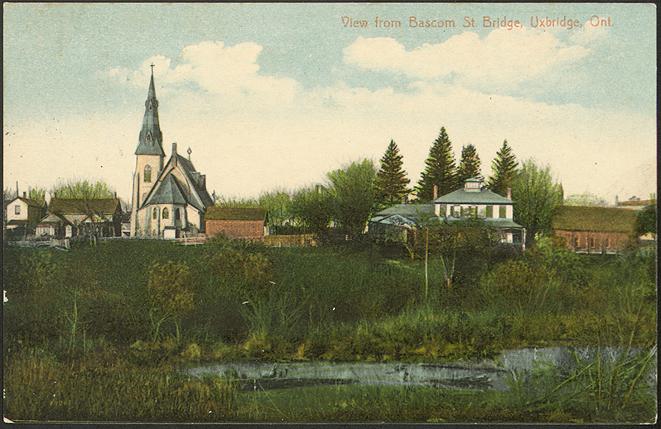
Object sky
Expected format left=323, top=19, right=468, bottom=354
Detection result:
left=3, top=3, right=657, bottom=203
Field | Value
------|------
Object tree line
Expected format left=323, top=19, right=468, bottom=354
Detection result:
left=213, top=126, right=566, bottom=244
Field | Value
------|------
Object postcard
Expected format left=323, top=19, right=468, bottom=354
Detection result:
left=2, top=2, right=657, bottom=424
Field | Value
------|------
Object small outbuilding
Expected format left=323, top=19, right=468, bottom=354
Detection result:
left=205, top=207, right=267, bottom=240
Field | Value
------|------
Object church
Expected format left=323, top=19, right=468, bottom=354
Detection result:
left=130, top=68, right=213, bottom=238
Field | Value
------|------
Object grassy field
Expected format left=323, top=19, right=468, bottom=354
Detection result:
left=2, top=237, right=657, bottom=422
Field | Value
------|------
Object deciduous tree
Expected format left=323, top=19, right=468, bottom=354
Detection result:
left=512, top=160, right=564, bottom=245
left=327, top=159, right=377, bottom=239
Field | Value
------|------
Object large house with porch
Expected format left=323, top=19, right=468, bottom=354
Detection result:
left=130, top=68, right=213, bottom=238
left=369, top=177, right=526, bottom=248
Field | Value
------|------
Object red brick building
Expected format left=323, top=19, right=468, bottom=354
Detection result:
left=552, top=206, right=637, bottom=254
left=205, top=207, right=267, bottom=240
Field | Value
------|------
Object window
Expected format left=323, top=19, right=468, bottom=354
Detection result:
left=14, top=205, right=20, bottom=215
left=605, top=238, right=610, bottom=248
left=144, top=165, right=152, bottom=183
left=467, top=206, right=477, bottom=218
left=589, top=237, right=595, bottom=248
left=452, top=205, right=461, bottom=217
left=175, top=208, right=180, bottom=220
left=499, top=205, right=507, bottom=218
left=162, top=207, right=169, bottom=219
left=485, top=205, right=493, bottom=217
left=573, top=236, right=579, bottom=247
left=152, top=207, right=158, bottom=220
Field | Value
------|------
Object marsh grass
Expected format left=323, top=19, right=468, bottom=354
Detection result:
left=2, top=239, right=657, bottom=422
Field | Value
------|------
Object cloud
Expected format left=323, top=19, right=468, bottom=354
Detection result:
left=343, top=29, right=590, bottom=88
left=5, top=38, right=655, bottom=204
left=99, top=41, right=299, bottom=105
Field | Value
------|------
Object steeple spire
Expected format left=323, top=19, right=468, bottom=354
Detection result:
left=135, top=64, right=165, bottom=156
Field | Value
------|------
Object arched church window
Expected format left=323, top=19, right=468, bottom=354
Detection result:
left=144, top=165, right=152, bottom=183
left=162, top=207, right=169, bottom=219
left=152, top=207, right=158, bottom=220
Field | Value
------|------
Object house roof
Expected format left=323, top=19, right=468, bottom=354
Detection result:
left=6, top=219, right=28, bottom=226
left=49, top=198, right=121, bottom=215
left=374, top=204, right=435, bottom=217
left=552, top=206, right=637, bottom=233
left=38, top=212, right=72, bottom=225
left=205, top=207, right=267, bottom=221
left=618, top=199, right=655, bottom=207
left=8, top=197, right=46, bottom=208
left=434, top=188, right=512, bottom=205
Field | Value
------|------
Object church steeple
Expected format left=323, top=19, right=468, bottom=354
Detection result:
left=135, top=64, right=165, bottom=156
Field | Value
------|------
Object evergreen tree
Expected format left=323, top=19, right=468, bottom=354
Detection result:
left=416, top=127, right=458, bottom=201
left=456, top=144, right=482, bottom=185
left=374, top=140, right=410, bottom=209
left=487, top=140, right=519, bottom=196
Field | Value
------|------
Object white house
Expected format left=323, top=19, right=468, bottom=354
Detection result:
left=369, top=177, right=526, bottom=248
left=5, top=193, right=46, bottom=235
left=432, top=177, right=524, bottom=246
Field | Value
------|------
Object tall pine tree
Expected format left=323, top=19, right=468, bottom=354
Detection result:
left=375, top=140, right=410, bottom=208
left=456, top=144, right=482, bottom=186
left=487, top=140, right=519, bottom=196
left=416, top=127, right=457, bottom=201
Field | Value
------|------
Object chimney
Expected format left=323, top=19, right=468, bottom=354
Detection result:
left=615, top=194, right=619, bottom=206
left=172, top=142, right=177, bottom=156
left=22, top=191, right=26, bottom=198
left=432, top=184, right=438, bottom=200
left=506, top=187, right=512, bottom=200
left=15, top=181, right=19, bottom=197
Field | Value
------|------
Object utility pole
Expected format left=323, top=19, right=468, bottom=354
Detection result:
left=424, top=226, right=429, bottom=302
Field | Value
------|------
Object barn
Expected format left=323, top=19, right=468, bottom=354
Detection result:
left=205, top=207, right=267, bottom=240
left=552, top=206, right=637, bottom=254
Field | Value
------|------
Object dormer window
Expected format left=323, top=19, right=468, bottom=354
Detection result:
left=463, top=177, right=483, bottom=192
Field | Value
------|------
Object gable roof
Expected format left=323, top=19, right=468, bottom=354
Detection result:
left=8, top=197, right=46, bottom=208
left=205, top=207, right=267, bottom=221
left=552, top=206, right=637, bottom=233
left=38, top=212, right=72, bottom=225
left=49, top=198, right=121, bottom=215
left=142, top=153, right=213, bottom=211
left=434, top=188, right=512, bottom=205
left=176, top=155, right=214, bottom=207
left=145, top=174, right=187, bottom=205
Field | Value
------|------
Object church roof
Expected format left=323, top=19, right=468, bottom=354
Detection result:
left=141, top=151, right=213, bottom=212
left=144, top=174, right=187, bottom=206
left=175, top=155, right=214, bottom=207
left=135, top=72, right=165, bottom=156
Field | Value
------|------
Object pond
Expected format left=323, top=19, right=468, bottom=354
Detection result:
left=186, top=346, right=657, bottom=392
